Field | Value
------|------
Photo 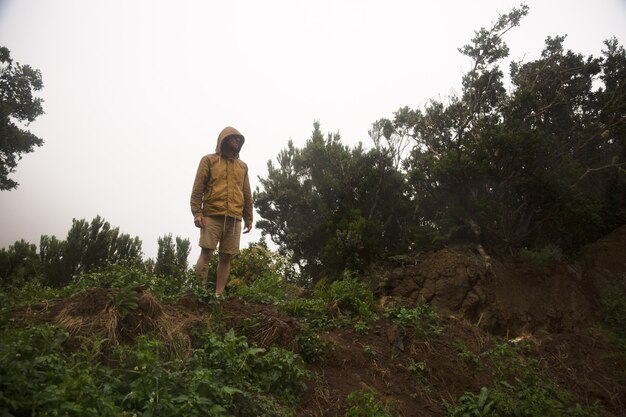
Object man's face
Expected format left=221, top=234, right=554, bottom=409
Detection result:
left=225, top=136, right=242, bottom=152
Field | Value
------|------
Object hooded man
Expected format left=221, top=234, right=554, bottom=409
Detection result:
left=190, top=126, right=253, bottom=296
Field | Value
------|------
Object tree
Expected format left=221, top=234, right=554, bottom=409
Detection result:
left=0, top=46, right=44, bottom=190
left=154, top=234, right=191, bottom=278
left=394, top=5, right=625, bottom=252
left=41, top=216, right=143, bottom=286
left=255, top=122, right=412, bottom=282
left=0, top=239, right=40, bottom=287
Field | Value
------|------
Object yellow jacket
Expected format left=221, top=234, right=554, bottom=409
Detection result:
left=190, top=126, right=253, bottom=224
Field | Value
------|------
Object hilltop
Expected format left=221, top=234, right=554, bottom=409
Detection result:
left=2, top=226, right=625, bottom=417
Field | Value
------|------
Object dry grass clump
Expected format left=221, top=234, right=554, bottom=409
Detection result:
left=248, top=313, right=300, bottom=351
left=49, top=287, right=207, bottom=358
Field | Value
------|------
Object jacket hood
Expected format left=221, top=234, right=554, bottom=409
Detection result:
left=216, top=126, right=245, bottom=156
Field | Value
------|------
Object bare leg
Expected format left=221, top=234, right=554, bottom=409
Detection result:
left=195, top=248, right=214, bottom=287
left=215, top=252, right=232, bottom=296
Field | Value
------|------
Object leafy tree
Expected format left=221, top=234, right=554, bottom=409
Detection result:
left=38, top=216, right=143, bottom=286
left=0, top=46, right=44, bottom=190
left=0, top=239, right=40, bottom=287
left=385, top=5, right=625, bottom=252
left=154, top=234, right=191, bottom=278
left=38, top=234, right=67, bottom=286
left=255, top=122, right=412, bottom=282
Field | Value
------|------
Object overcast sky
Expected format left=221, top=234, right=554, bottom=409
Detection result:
left=1, top=0, right=625, bottom=263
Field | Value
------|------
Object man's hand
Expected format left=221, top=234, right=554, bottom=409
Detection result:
left=243, top=221, right=252, bottom=234
left=194, top=215, right=205, bottom=228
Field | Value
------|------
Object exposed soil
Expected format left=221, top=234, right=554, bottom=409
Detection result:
left=16, top=226, right=626, bottom=416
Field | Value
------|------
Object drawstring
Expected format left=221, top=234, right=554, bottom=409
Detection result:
left=221, top=215, right=237, bottom=236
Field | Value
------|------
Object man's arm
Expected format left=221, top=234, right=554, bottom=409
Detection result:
left=242, top=168, right=253, bottom=233
left=190, top=156, right=209, bottom=228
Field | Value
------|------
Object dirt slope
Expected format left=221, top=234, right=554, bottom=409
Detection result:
left=18, top=226, right=626, bottom=416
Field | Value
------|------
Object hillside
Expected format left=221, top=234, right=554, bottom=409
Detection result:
left=2, top=227, right=626, bottom=417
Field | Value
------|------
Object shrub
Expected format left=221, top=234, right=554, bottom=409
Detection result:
left=384, top=304, right=442, bottom=337
left=232, top=271, right=290, bottom=304
left=344, top=390, right=393, bottom=417
left=296, top=327, right=330, bottom=363
left=445, top=373, right=601, bottom=417
left=318, top=274, right=376, bottom=319
left=281, top=297, right=334, bottom=330
left=519, top=244, right=563, bottom=266
left=600, top=284, right=626, bottom=350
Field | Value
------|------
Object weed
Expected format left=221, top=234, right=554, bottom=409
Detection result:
left=519, top=244, right=563, bottom=266
left=454, top=340, right=480, bottom=367
left=344, top=390, right=393, bottom=417
left=0, top=320, right=309, bottom=417
left=296, top=328, right=329, bottom=363
left=384, top=304, right=442, bottom=337
left=318, top=274, right=376, bottom=320
left=406, top=359, right=428, bottom=385
left=363, top=345, right=378, bottom=360
left=600, top=283, right=626, bottom=351
left=445, top=373, right=601, bottom=417
left=232, top=271, right=289, bottom=304
left=107, top=287, right=139, bottom=317
left=354, top=320, right=370, bottom=335
left=281, top=297, right=334, bottom=329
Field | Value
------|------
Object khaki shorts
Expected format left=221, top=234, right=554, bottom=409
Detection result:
left=199, top=216, right=242, bottom=255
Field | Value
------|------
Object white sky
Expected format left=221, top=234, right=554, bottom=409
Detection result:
left=1, top=0, right=625, bottom=264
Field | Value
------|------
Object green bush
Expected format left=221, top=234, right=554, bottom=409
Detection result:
left=344, top=390, right=393, bottom=417
left=519, top=244, right=563, bottom=266
left=445, top=374, right=600, bottom=417
left=281, top=297, right=334, bottom=329
left=232, top=271, right=290, bottom=304
left=70, top=264, right=195, bottom=304
left=384, top=304, right=442, bottom=337
left=601, top=284, right=626, bottom=350
left=0, top=319, right=310, bottom=417
left=318, top=274, right=376, bottom=319
left=296, top=327, right=330, bottom=363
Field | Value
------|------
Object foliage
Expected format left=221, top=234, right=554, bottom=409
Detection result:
left=107, top=286, right=140, bottom=317
left=384, top=304, right=443, bottom=337
left=362, top=345, right=378, bottom=360
left=0, top=46, right=45, bottom=190
left=454, top=340, right=481, bottom=367
left=0, top=239, right=41, bottom=287
left=281, top=297, right=334, bottom=329
left=232, top=271, right=289, bottom=304
left=1, top=216, right=146, bottom=288
left=519, top=244, right=563, bottom=266
left=0, top=318, right=310, bottom=417
left=73, top=264, right=194, bottom=304
left=153, top=234, right=191, bottom=279
left=344, top=390, right=393, bottom=417
left=600, top=283, right=626, bottom=350
left=402, top=17, right=625, bottom=252
left=445, top=374, right=600, bottom=417
left=41, top=216, right=144, bottom=286
left=353, top=320, right=370, bottom=335
left=230, top=238, right=299, bottom=285
left=318, top=274, right=376, bottom=319
left=255, top=121, right=413, bottom=282
left=295, top=327, right=329, bottom=363
left=255, top=4, right=626, bottom=277
left=406, top=359, right=429, bottom=385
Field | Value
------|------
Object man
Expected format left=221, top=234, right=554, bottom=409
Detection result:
left=190, top=126, right=253, bottom=296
